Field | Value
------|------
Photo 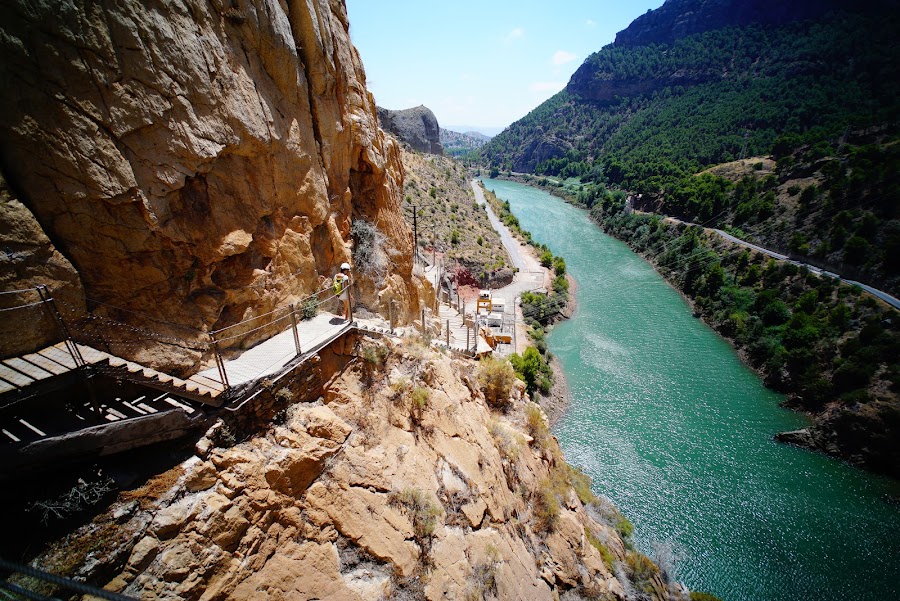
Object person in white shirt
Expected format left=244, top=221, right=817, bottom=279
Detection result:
left=334, top=262, right=352, bottom=320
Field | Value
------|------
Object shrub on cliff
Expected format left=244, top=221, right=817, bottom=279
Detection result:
left=351, top=219, right=389, bottom=286
left=388, top=487, right=441, bottom=556
left=533, top=478, right=560, bottom=533
left=625, top=550, right=660, bottom=594
left=477, top=357, right=516, bottom=410
left=690, top=592, right=724, bottom=601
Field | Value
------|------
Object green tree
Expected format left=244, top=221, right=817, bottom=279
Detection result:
left=510, top=347, right=552, bottom=396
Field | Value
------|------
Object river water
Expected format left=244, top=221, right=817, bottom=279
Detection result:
left=482, top=178, right=900, bottom=601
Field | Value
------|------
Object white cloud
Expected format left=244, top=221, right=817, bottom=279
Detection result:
left=585, top=19, right=596, bottom=27
left=552, top=50, right=577, bottom=66
left=529, top=81, right=565, bottom=93
left=504, top=27, right=524, bottom=43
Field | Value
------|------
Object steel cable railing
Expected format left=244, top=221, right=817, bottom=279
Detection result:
left=0, top=557, right=137, bottom=601
left=1, top=279, right=357, bottom=408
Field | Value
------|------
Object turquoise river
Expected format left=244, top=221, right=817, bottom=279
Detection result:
left=483, top=178, right=900, bottom=601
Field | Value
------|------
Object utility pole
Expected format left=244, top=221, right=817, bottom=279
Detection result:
left=406, top=204, right=419, bottom=265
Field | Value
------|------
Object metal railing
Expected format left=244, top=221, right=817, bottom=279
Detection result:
left=0, top=280, right=356, bottom=406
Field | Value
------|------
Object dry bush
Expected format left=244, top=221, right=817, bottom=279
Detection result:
left=625, top=550, right=660, bottom=594
left=477, top=357, right=517, bottom=410
left=585, top=527, right=616, bottom=569
left=532, top=477, right=560, bottom=533
left=563, top=463, right=597, bottom=505
left=409, top=386, right=430, bottom=426
left=489, top=421, right=522, bottom=463
left=524, top=403, right=549, bottom=448
left=351, top=219, right=389, bottom=286
left=389, top=487, right=441, bottom=559
left=390, top=376, right=411, bottom=401
left=466, top=543, right=501, bottom=601
left=489, top=420, right=525, bottom=489
left=361, top=342, right=390, bottom=367
left=28, top=476, right=115, bottom=525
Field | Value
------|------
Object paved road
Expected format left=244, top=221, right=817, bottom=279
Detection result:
left=471, top=179, right=548, bottom=353
left=712, top=227, right=900, bottom=310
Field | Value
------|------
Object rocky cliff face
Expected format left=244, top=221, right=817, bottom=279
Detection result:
left=377, top=105, right=444, bottom=155
left=613, top=0, right=849, bottom=48
left=23, top=338, right=680, bottom=600
left=0, top=0, right=419, bottom=371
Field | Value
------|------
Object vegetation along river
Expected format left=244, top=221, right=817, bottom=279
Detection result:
left=483, top=178, right=900, bottom=601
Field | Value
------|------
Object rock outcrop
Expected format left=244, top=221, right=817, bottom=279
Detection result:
left=25, top=338, right=682, bottom=600
left=0, top=0, right=419, bottom=371
left=377, top=105, right=443, bottom=155
left=0, top=175, right=85, bottom=356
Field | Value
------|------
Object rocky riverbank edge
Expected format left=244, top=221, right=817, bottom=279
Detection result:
left=504, top=230, right=577, bottom=427
left=536, top=273, right=578, bottom=426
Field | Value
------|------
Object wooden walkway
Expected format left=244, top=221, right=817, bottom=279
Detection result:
left=197, top=312, right=353, bottom=388
left=0, top=341, right=225, bottom=405
left=1, top=308, right=367, bottom=416
left=0, top=310, right=362, bottom=451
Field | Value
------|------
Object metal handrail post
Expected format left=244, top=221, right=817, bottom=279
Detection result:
left=289, top=303, right=301, bottom=355
left=35, top=285, right=103, bottom=417
left=389, top=301, right=395, bottom=331
left=36, top=285, right=85, bottom=368
left=210, top=332, right=230, bottom=390
left=446, top=320, right=450, bottom=345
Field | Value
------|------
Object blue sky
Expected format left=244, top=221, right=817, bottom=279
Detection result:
left=345, top=0, right=665, bottom=134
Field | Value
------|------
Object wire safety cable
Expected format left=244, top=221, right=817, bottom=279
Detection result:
left=0, top=287, right=40, bottom=296
left=0, top=300, right=45, bottom=312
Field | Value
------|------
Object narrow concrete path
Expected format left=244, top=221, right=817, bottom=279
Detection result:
left=471, top=179, right=550, bottom=353
left=196, top=312, right=352, bottom=387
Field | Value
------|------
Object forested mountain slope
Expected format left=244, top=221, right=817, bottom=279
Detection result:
left=480, top=0, right=900, bottom=292
left=480, top=4, right=898, bottom=187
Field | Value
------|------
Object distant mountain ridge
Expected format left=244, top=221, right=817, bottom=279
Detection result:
left=614, top=0, right=853, bottom=47
left=439, top=128, right=490, bottom=157
left=480, top=0, right=899, bottom=178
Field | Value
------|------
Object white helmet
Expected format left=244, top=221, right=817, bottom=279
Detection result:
left=341, top=262, right=351, bottom=270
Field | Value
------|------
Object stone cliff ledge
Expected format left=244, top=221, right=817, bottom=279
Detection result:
left=20, top=336, right=683, bottom=601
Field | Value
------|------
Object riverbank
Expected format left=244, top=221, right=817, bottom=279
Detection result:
left=500, top=174, right=899, bottom=476
left=472, top=179, right=578, bottom=424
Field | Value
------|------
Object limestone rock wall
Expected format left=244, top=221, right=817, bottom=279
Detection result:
left=0, top=175, right=85, bottom=356
left=26, top=338, right=681, bottom=600
left=0, top=0, right=418, bottom=369
left=377, top=105, right=444, bottom=155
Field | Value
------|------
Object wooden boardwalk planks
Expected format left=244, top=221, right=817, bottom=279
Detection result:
left=0, top=363, right=34, bottom=388
left=3, top=357, right=54, bottom=381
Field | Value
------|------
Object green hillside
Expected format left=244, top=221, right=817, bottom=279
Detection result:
left=480, top=9, right=899, bottom=190
left=481, top=5, right=900, bottom=293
